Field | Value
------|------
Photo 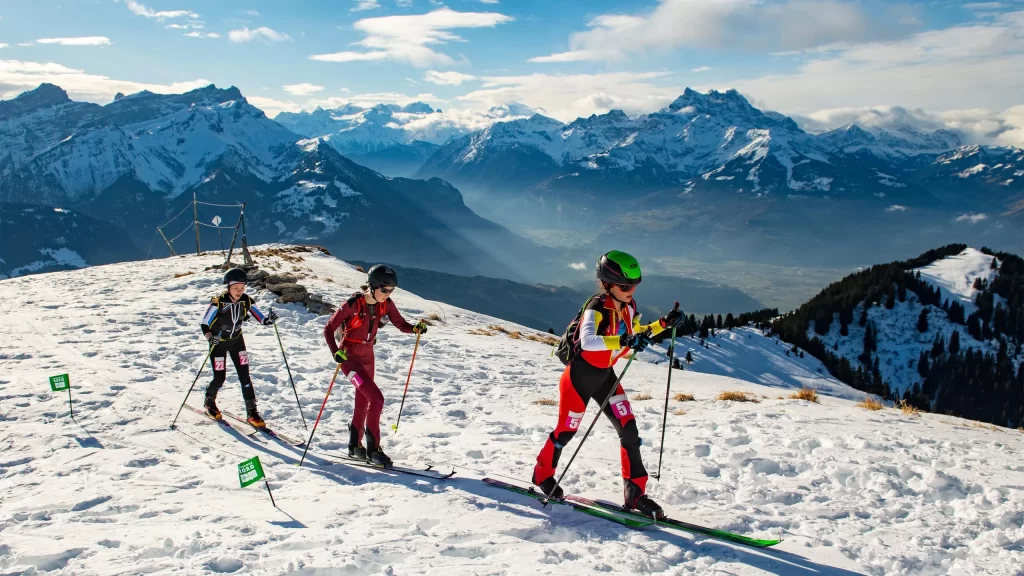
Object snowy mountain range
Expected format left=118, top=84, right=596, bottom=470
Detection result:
left=2, top=245, right=1021, bottom=575
left=415, top=89, right=1024, bottom=266
left=275, top=102, right=537, bottom=177
left=0, top=84, right=549, bottom=281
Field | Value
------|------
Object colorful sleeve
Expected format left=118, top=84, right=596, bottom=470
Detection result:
left=634, top=308, right=667, bottom=337
left=385, top=300, right=415, bottom=333
left=249, top=302, right=267, bottom=324
left=200, top=302, right=218, bottom=333
left=579, top=308, right=623, bottom=351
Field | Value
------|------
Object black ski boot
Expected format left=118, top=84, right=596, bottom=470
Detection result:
left=364, top=427, right=392, bottom=468
left=245, top=401, right=266, bottom=429
left=624, top=478, right=665, bottom=520
left=348, top=423, right=367, bottom=460
left=533, top=474, right=564, bottom=500
left=204, top=393, right=221, bottom=420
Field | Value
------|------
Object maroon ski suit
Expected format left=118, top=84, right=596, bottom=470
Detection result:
left=323, top=293, right=416, bottom=444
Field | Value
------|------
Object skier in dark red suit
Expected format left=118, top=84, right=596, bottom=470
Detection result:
left=323, top=264, right=426, bottom=467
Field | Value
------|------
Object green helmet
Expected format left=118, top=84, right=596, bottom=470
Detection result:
left=596, top=250, right=642, bottom=285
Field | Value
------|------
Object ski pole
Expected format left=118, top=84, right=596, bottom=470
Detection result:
left=170, top=343, right=216, bottom=429
left=272, top=312, right=307, bottom=430
left=542, top=346, right=642, bottom=506
left=391, top=331, right=422, bottom=433
left=298, top=363, right=342, bottom=467
left=654, top=302, right=680, bottom=480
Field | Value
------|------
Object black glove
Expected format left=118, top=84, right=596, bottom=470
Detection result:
left=413, top=321, right=428, bottom=334
left=263, top=309, right=278, bottom=326
left=662, top=308, right=684, bottom=329
left=333, top=349, right=348, bottom=363
left=207, top=333, right=222, bottom=347
left=620, top=332, right=651, bottom=352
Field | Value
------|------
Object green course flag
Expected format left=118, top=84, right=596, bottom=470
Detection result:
left=238, top=456, right=276, bottom=507
left=48, top=374, right=73, bottom=418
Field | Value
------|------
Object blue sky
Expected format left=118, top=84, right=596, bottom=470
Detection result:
left=1, top=0, right=1022, bottom=143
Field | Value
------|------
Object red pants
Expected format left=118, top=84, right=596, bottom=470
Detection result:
left=341, top=353, right=384, bottom=445
left=533, top=358, right=648, bottom=494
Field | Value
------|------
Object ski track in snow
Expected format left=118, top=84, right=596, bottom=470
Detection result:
left=1, top=247, right=1022, bottom=575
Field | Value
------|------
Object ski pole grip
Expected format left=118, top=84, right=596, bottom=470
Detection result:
left=673, top=301, right=680, bottom=311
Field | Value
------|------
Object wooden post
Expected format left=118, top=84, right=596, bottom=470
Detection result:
left=157, top=226, right=176, bottom=256
left=223, top=202, right=245, bottom=268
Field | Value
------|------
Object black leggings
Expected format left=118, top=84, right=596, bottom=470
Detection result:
left=205, top=337, right=256, bottom=408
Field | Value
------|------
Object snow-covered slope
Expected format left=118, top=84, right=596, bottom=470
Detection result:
left=811, top=248, right=1020, bottom=397
left=2, top=246, right=1022, bottom=575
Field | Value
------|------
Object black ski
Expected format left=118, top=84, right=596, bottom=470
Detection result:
left=221, top=411, right=305, bottom=446
left=565, top=494, right=782, bottom=548
left=318, top=453, right=455, bottom=480
left=184, top=404, right=258, bottom=436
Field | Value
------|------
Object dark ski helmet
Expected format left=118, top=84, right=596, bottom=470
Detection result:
left=224, top=267, right=248, bottom=286
left=596, top=250, right=642, bottom=286
left=367, top=264, right=398, bottom=289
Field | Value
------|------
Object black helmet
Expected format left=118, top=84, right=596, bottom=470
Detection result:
left=367, top=264, right=398, bottom=288
left=224, top=267, right=248, bottom=286
left=596, top=250, right=642, bottom=286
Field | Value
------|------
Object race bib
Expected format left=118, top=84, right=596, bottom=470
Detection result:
left=609, top=394, right=633, bottom=418
left=238, top=351, right=249, bottom=366
left=564, top=410, right=585, bottom=430
left=213, top=357, right=226, bottom=371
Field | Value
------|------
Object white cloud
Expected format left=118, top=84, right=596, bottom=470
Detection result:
left=423, top=70, right=476, bottom=85
left=885, top=205, right=908, bottom=212
left=727, top=10, right=1024, bottom=142
left=310, top=7, right=513, bottom=67
left=352, top=0, right=381, bottom=12
left=207, top=32, right=221, bottom=39
left=184, top=32, right=219, bottom=39
left=283, top=83, right=325, bottom=96
left=568, top=262, right=586, bottom=270
left=228, top=27, right=290, bottom=43
left=247, top=96, right=303, bottom=117
left=691, top=66, right=713, bottom=73
left=396, top=0, right=414, bottom=7
left=0, top=59, right=210, bottom=103
left=457, top=71, right=677, bottom=121
left=529, top=50, right=601, bottom=63
left=956, top=213, right=989, bottom=223
left=530, top=0, right=915, bottom=62
left=0, top=44, right=7, bottom=49
left=242, top=10, right=260, bottom=16
left=165, top=24, right=188, bottom=29
left=794, top=104, right=1024, bottom=147
left=963, top=2, right=1005, bottom=9
left=478, top=0, right=499, bottom=4
left=36, top=37, right=112, bottom=46
left=126, top=0, right=198, bottom=20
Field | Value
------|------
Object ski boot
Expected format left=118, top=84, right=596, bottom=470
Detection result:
left=364, top=428, right=393, bottom=468
left=203, top=394, right=222, bottom=420
left=348, top=423, right=367, bottom=460
left=624, top=478, right=665, bottom=520
left=245, top=402, right=266, bottom=429
left=533, top=474, right=564, bottom=500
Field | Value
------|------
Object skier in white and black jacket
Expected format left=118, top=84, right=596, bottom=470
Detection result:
left=199, top=268, right=277, bottom=427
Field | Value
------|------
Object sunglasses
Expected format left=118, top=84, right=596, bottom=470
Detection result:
left=615, top=283, right=638, bottom=292
left=377, top=287, right=395, bottom=295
